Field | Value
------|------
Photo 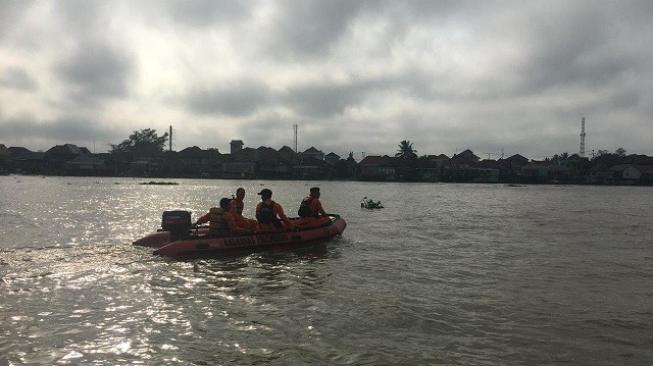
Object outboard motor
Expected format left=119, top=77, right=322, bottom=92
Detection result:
left=162, top=210, right=191, bottom=241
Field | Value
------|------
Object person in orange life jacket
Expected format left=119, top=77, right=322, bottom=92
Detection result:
left=298, top=187, right=327, bottom=217
left=255, top=188, right=293, bottom=232
left=195, top=197, right=253, bottom=236
left=229, top=187, right=258, bottom=232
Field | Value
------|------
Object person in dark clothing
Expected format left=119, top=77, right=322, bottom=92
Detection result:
left=298, top=186, right=327, bottom=217
left=255, top=188, right=293, bottom=232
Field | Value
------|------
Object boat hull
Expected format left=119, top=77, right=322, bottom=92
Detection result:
left=134, top=216, right=346, bottom=258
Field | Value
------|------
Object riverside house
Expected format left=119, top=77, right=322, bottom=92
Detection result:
left=359, top=155, right=397, bottom=181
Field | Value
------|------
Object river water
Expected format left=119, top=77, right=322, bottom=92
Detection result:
left=1, top=176, right=652, bottom=365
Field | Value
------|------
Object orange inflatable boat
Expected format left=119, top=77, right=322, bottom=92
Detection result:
left=133, top=210, right=346, bottom=257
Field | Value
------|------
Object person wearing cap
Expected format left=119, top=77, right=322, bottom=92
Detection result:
left=195, top=197, right=254, bottom=236
left=255, top=188, right=293, bottom=232
left=229, top=187, right=258, bottom=232
left=298, top=186, right=327, bottom=218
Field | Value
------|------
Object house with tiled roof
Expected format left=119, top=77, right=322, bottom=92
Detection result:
left=8, top=146, right=31, bottom=157
left=451, top=149, right=480, bottom=166
left=277, top=146, right=296, bottom=162
left=358, top=155, right=397, bottom=181
left=325, top=152, right=341, bottom=165
left=302, top=146, right=324, bottom=161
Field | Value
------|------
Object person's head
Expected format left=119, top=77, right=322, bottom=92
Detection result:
left=258, top=188, right=272, bottom=200
left=219, top=197, right=231, bottom=209
left=310, top=187, right=320, bottom=198
left=236, top=187, right=245, bottom=200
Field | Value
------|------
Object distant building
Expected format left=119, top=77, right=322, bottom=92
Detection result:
left=325, top=152, right=341, bottom=165
left=12, top=152, right=47, bottom=173
left=0, top=144, right=9, bottom=170
left=66, top=154, right=106, bottom=174
left=47, top=144, right=91, bottom=161
left=302, top=146, right=324, bottom=161
left=451, top=149, right=480, bottom=166
left=294, top=157, right=329, bottom=180
left=277, top=145, right=296, bottom=163
left=8, top=146, right=32, bottom=157
left=359, top=155, right=397, bottom=181
left=230, top=140, right=244, bottom=154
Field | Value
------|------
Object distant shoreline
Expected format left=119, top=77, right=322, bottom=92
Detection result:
left=3, top=173, right=652, bottom=187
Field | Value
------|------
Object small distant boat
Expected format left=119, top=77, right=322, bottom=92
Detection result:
left=134, top=210, right=347, bottom=257
left=360, top=197, right=383, bottom=209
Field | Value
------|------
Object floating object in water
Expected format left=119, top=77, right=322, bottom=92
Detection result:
left=133, top=210, right=347, bottom=257
left=139, top=181, right=179, bottom=185
left=360, top=197, right=383, bottom=209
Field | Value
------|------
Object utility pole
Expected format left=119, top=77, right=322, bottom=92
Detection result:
left=293, top=124, right=298, bottom=153
left=169, top=125, right=173, bottom=152
left=579, top=117, right=586, bottom=157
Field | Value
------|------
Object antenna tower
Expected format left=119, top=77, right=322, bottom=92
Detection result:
left=579, top=117, right=586, bottom=157
left=169, top=125, right=173, bottom=152
left=293, top=124, right=298, bottom=153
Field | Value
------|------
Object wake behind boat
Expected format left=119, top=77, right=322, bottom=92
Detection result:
left=134, top=210, right=347, bottom=257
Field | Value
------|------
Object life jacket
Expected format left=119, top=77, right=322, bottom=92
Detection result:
left=232, top=199, right=244, bottom=216
left=298, top=197, right=317, bottom=218
left=208, top=207, right=228, bottom=235
left=257, top=201, right=281, bottom=227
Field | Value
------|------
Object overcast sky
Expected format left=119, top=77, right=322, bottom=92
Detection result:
left=1, top=0, right=651, bottom=159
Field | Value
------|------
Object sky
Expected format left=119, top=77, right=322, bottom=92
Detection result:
left=1, top=0, right=652, bottom=159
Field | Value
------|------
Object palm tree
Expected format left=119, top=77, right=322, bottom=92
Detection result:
left=396, top=140, right=417, bottom=159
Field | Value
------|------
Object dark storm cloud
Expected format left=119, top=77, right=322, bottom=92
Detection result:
left=55, top=40, right=134, bottom=101
left=508, top=5, right=643, bottom=95
left=0, top=116, right=122, bottom=147
left=282, top=69, right=439, bottom=117
left=282, top=81, right=373, bottom=118
left=184, top=81, right=272, bottom=117
left=267, top=0, right=370, bottom=57
left=166, top=0, right=251, bottom=27
left=0, top=67, right=37, bottom=91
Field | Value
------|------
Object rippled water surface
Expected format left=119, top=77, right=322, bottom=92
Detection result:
left=1, top=176, right=652, bottom=365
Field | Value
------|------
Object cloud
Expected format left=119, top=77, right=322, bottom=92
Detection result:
left=0, top=2, right=33, bottom=41
left=183, top=80, right=272, bottom=117
left=282, top=80, right=373, bottom=118
left=55, top=39, right=135, bottom=101
left=0, top=67, right=37, bottom=91
left=265, top=0, right=370, bottom=58
left=0, top=116, right=123, bottom=150
left=1, top=1, right=652, bottom=157
left=166, top=0, right=251, bottom=27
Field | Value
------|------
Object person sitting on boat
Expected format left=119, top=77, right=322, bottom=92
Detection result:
left=195, top=197, right=253, bottom=237
left=298, top=187, right=327, bottom=218
left=229, top=187, right=258, bottom=232
left=297, top=187, right=331, bottom=229
left=255, top=188, right=293, bottom=232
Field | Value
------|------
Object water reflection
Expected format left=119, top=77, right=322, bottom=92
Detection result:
left=2, top=178, right=653, bottom=364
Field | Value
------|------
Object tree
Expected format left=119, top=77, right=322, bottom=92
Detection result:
left=615, top=147, right=627, bottom=157
left=396, top=140, right=417, bottom=160
left=110, top=128, right=169, bottom=158
left=592, top=149, right=609, bottom=159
